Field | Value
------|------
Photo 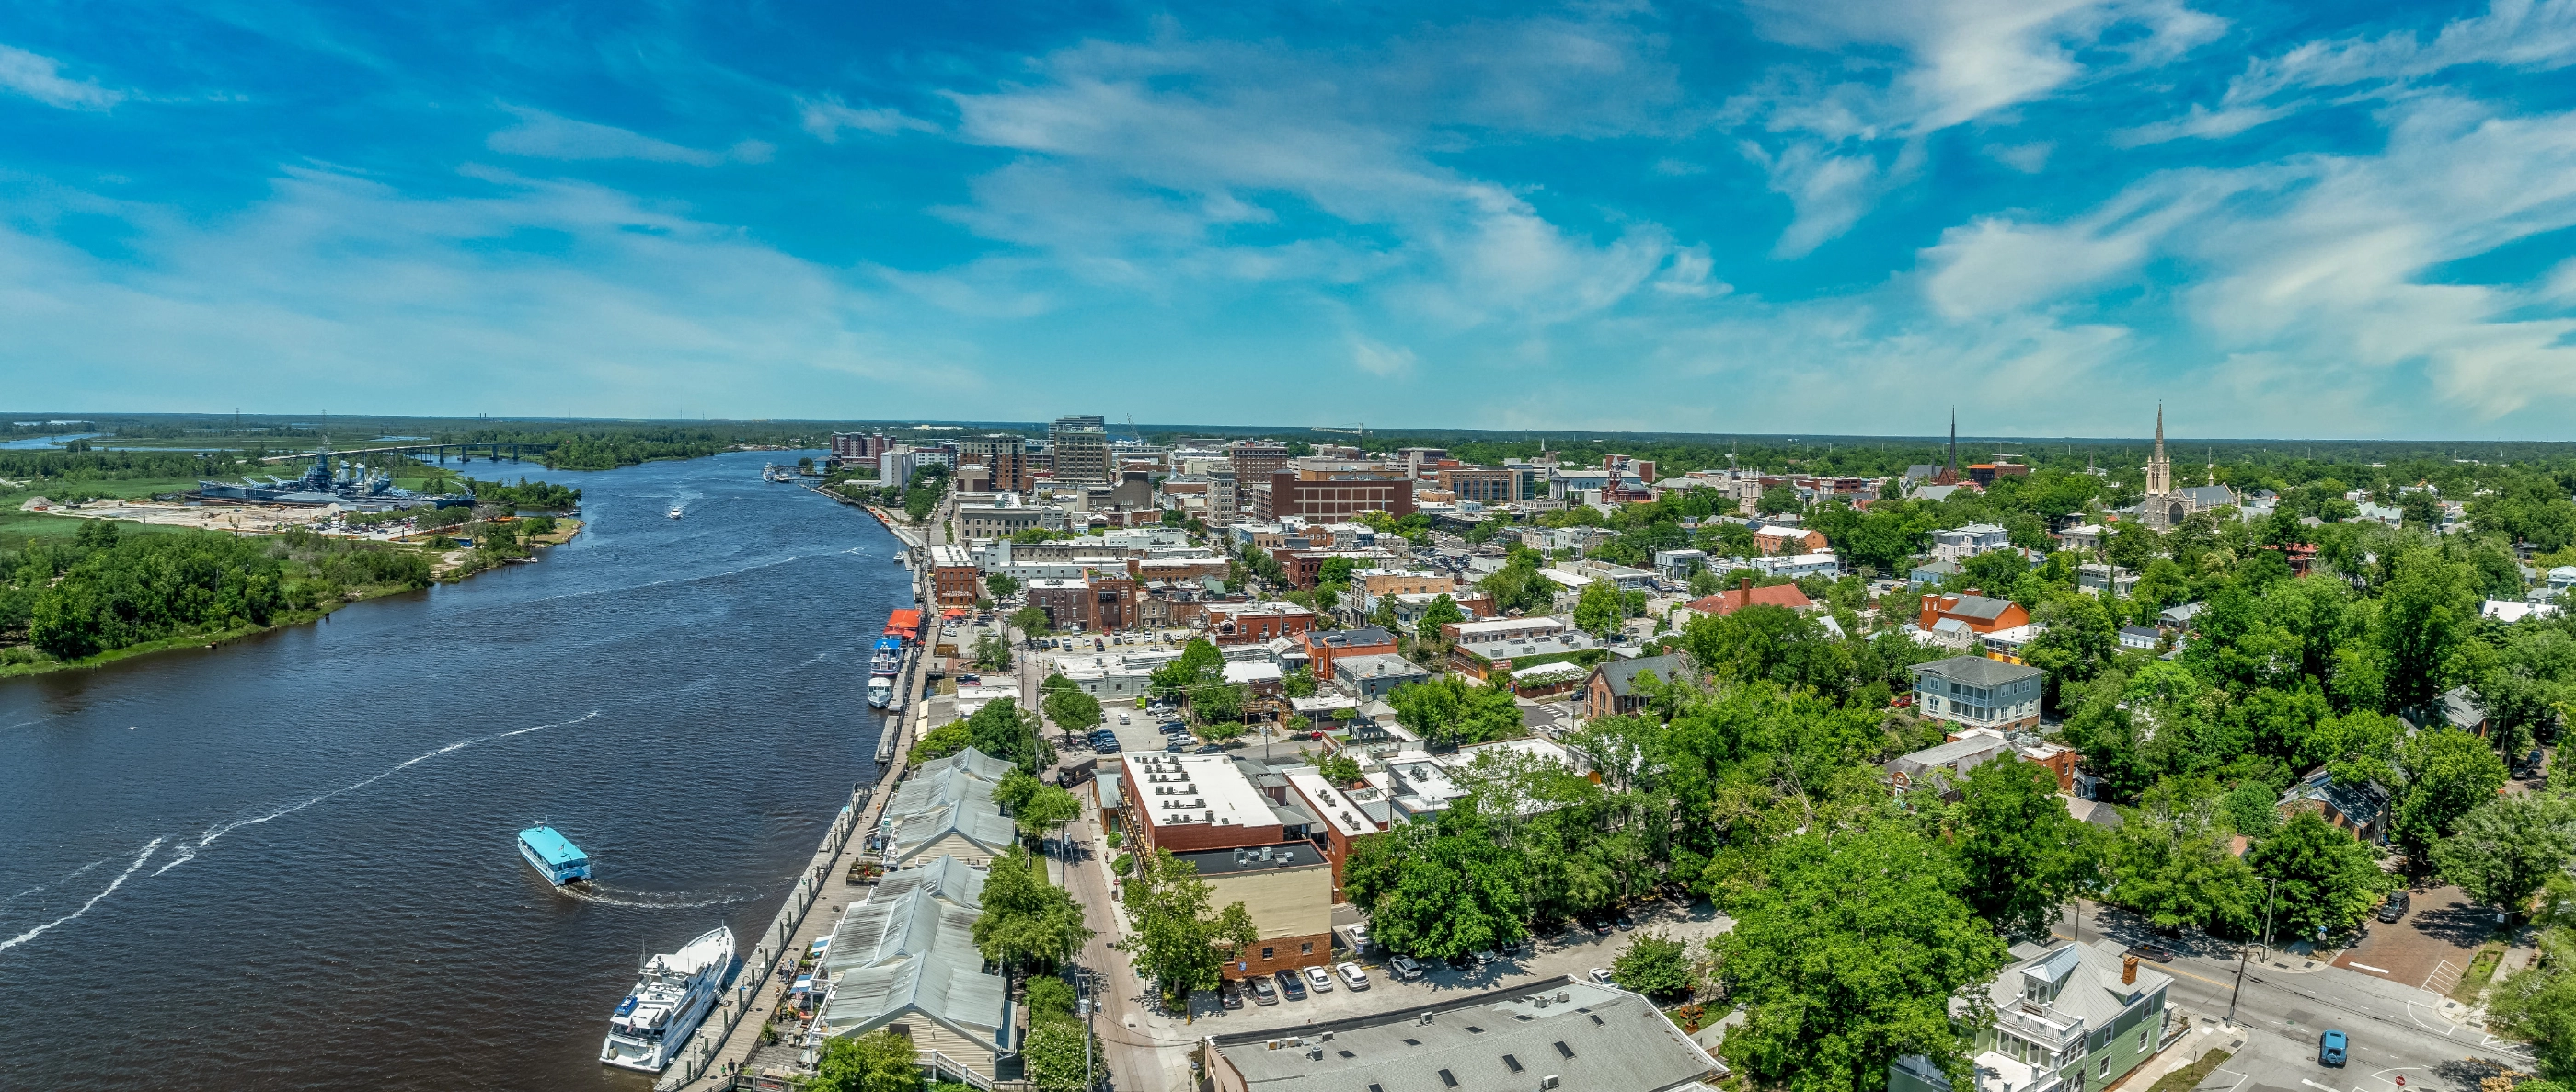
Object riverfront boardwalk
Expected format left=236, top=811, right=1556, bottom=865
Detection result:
left=660, top=517, right=933, bottom=1092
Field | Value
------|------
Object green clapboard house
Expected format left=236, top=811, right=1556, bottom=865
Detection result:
left=1888, top=940, right=2171, bottom=1092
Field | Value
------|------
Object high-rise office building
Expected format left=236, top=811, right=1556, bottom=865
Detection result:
left=1052, top=427, right=1110, bottom=486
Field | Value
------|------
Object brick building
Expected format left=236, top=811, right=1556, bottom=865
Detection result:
left=1205, top=601, right=1317, bottom=645
left=1305, top=626, right=1398, bottom=683
left=1118, top=753, right=1333, bottom=980
left=930, top=544, right=982, bottom=608
left=1581, top=654, right=1689, bottom=720
left=1028, top=569, right=1140, bottom=632
left=955, top=437, right=1031, bottom=494
left=1917, top=592, right=2031, bottom=635
left=1250, top=466, right=1415, bottom=522
left=1435, top=466, right=1520, bottom=503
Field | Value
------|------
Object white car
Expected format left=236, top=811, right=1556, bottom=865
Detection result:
left=1303, top=965, right=1335, bottom=993
left=1336, top=961, right=1369, bottom=991
left=1588, top=967, right=1616, bottom=985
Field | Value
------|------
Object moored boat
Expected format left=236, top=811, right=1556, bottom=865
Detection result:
left=517, top=826, right=592, bottom=886
left=867, top=675, right=893, bottom=707
left=599, top=925, right=736, bottom=1072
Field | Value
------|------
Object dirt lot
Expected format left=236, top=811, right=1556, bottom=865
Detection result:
left=2330, top=884, right=2501, bottom=993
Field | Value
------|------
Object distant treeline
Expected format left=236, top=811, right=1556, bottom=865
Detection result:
left=449, top=427, right=733, bottom=471
left=0, top=523, right=434, bottom=664
left=466, top=477, right=581, bottom=510
left=0, top=449, right=257, bottom=489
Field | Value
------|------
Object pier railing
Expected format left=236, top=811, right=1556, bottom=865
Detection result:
left=653, top=781, right=871, bottom=1092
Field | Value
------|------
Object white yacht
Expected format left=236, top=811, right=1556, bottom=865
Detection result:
left=866, top=675, right=893, bottom=707
left=667, top=506, right=684, bottom=519
left=600, top=925, right=735, bottom=1072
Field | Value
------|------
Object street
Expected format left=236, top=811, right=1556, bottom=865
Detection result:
left=2055, top=902, right=2532, bottom=1092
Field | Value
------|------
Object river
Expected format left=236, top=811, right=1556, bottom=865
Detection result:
left=0, top=451, right=909, bottom=1090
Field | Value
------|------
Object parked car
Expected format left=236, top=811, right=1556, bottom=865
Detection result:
left=1613, top=913, right=1636, bottom=931
left=1304, top=965, right=1336, bottom=993
left=1219, top=980, right=1244, bottom=1009
left=1248, top=974, right=1278, bottom=1006
left=1387, top=956, right=1424, bottom=982
left=1118, top=712, right=1131, bottom=724
left=1588, top=967, right=1616, bottom=985
left=1588, top=917, right=1614, bottom=937
left=1196, top=743, right=1226, bottom=754
left=2127, top=943, right=2175, bottom=963
left=2376, top=892, right=2410, bottom=923
left=1164, top=740, right=1190, bottom=753
left=1336, top=962, right=1370, bottom=991
left=1275, top=969, right=1305, bottom=1001
left=2318, top=1029, right=2347, bottom=1066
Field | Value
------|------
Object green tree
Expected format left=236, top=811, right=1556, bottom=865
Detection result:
left=972, top=847, right=1093, bottom=971
left=2246, top=810, right=2388, bottom=941
left=2492, top=928, right=2576, bottom=1081
left=1676, top=603, right=1851, bottom=699
left=963, top=697, right=1052, bottom=772
left=2101, top=778, right=2262, bottom=935
left=1318, top=751, right=1363, bottom=787
left=910, top=721, right=972, bottom=764
left=1282, top=666, right=1317, bottom=699
left=2375, top=546, right=2479, bottom=712
left=1953, top=756, right=2096, bottom=937
left=972, top=634, right=1014, bottom=672
left=1574, top=580, right=1625, bottom=638
left=1021, top=1017, right=1093, bottom=1092
left=1023, top=976, right=1076, bottom=1024
left=1417, top=593, right=1466, bottom=644
left=1713, top=827, right=2008, bottom=1092
left=986, top=571, right=1021, bottom=598
left=2434, top=794, right=2574, bottom=920
left=1341, top=815, right=1530, bottom=960
left=2393, top=727, right=2509, bottom=872
left=1612, top=931, right=1696, bottom=1000
left=1041, top=682, right=1103, bottom=740
left=1010, top=604, right=1052, bottom=639
left=1017, top=784, right=1084, bottom=845
left=1755, top=485, right=1803, bottom=516
left=1387, top=674, right=1523, bottom=748
left=811, top=1029, right=921, bottom=1092
left=1114, top=849, right=1258, bottom=1009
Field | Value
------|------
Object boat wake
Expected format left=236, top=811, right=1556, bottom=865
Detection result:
left=1, top=856, right=110, bottom=912
left=561, top=882, right=767, bottom=910
left=153, top=710, right=604, bottom=878
left=0, top=838, right=163, bottom=956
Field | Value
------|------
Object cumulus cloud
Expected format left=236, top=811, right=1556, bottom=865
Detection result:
left=0, top=43, right=123, bottom=109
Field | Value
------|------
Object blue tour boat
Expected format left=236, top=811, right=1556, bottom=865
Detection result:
left=518, top=825, right=592, bottom=885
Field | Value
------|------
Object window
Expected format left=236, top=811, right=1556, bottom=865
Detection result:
left=1554, top=1041, right=1576, bottom=1059
left=2137, top=1026, right=2149, bottom=1049
left=1438, top=1071, right=1459, bottom=1088
left=2099, top=1056, right=2110, bottom=1077
left=1302, top=942, right=1314, bottom=955
left=1260, top=947, right=1274, bottom=960
left=1503, top=1055, right=1524, bottom=1073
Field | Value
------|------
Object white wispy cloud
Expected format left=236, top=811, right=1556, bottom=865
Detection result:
left=2122, top=0, right=2576, bottom=144
left=799, top=97, right=938, bottom=142
left=1729, top=0, right=2224, bottom=253
left=0, top=43, right=123, bottom=110
left=485, top=106, right=765, bottom=166
left=0, top=167, right=984, bottom=415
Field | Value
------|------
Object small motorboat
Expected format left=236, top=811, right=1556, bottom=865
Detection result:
left=667, top=507, right=684, bottom=519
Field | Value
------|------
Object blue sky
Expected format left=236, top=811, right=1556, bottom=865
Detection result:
left=6, top=0, right=2576, bottom=439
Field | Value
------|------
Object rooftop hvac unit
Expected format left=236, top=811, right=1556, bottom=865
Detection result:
left=1555, top=991, right=1570, bottom=1002
left=1319, top=1032, right=1334, bottom=1041
left=1542, top=1077, right=1560, bottom=1089
left=1308, top=1048, right=1323, bottom=1061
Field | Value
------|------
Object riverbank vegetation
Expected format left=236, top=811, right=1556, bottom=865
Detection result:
left=0, top=521, right=439, bottom=674
left=463, top=477, right=581, bottom=511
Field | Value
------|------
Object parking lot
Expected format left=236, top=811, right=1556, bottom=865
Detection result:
left=1174, top=895, right=1735, bottom=1037
left=2329, top=884, right=2501, bottom=993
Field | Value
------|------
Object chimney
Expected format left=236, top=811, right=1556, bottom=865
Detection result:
left=1964, top=587, right=1984, bottom=598
left=1739, top=576, right=1753, bottom=596
left=2122, top=955, right=2139, bottom=985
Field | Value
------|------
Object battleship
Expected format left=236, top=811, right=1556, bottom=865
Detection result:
left=197, top=443, right=469, bottom=510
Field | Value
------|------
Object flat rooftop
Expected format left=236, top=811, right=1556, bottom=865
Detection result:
left=1122, top=753, right=1277, bottom=833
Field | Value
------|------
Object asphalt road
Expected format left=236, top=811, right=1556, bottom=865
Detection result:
left=2059, top=903, right=2532, bottom=1092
